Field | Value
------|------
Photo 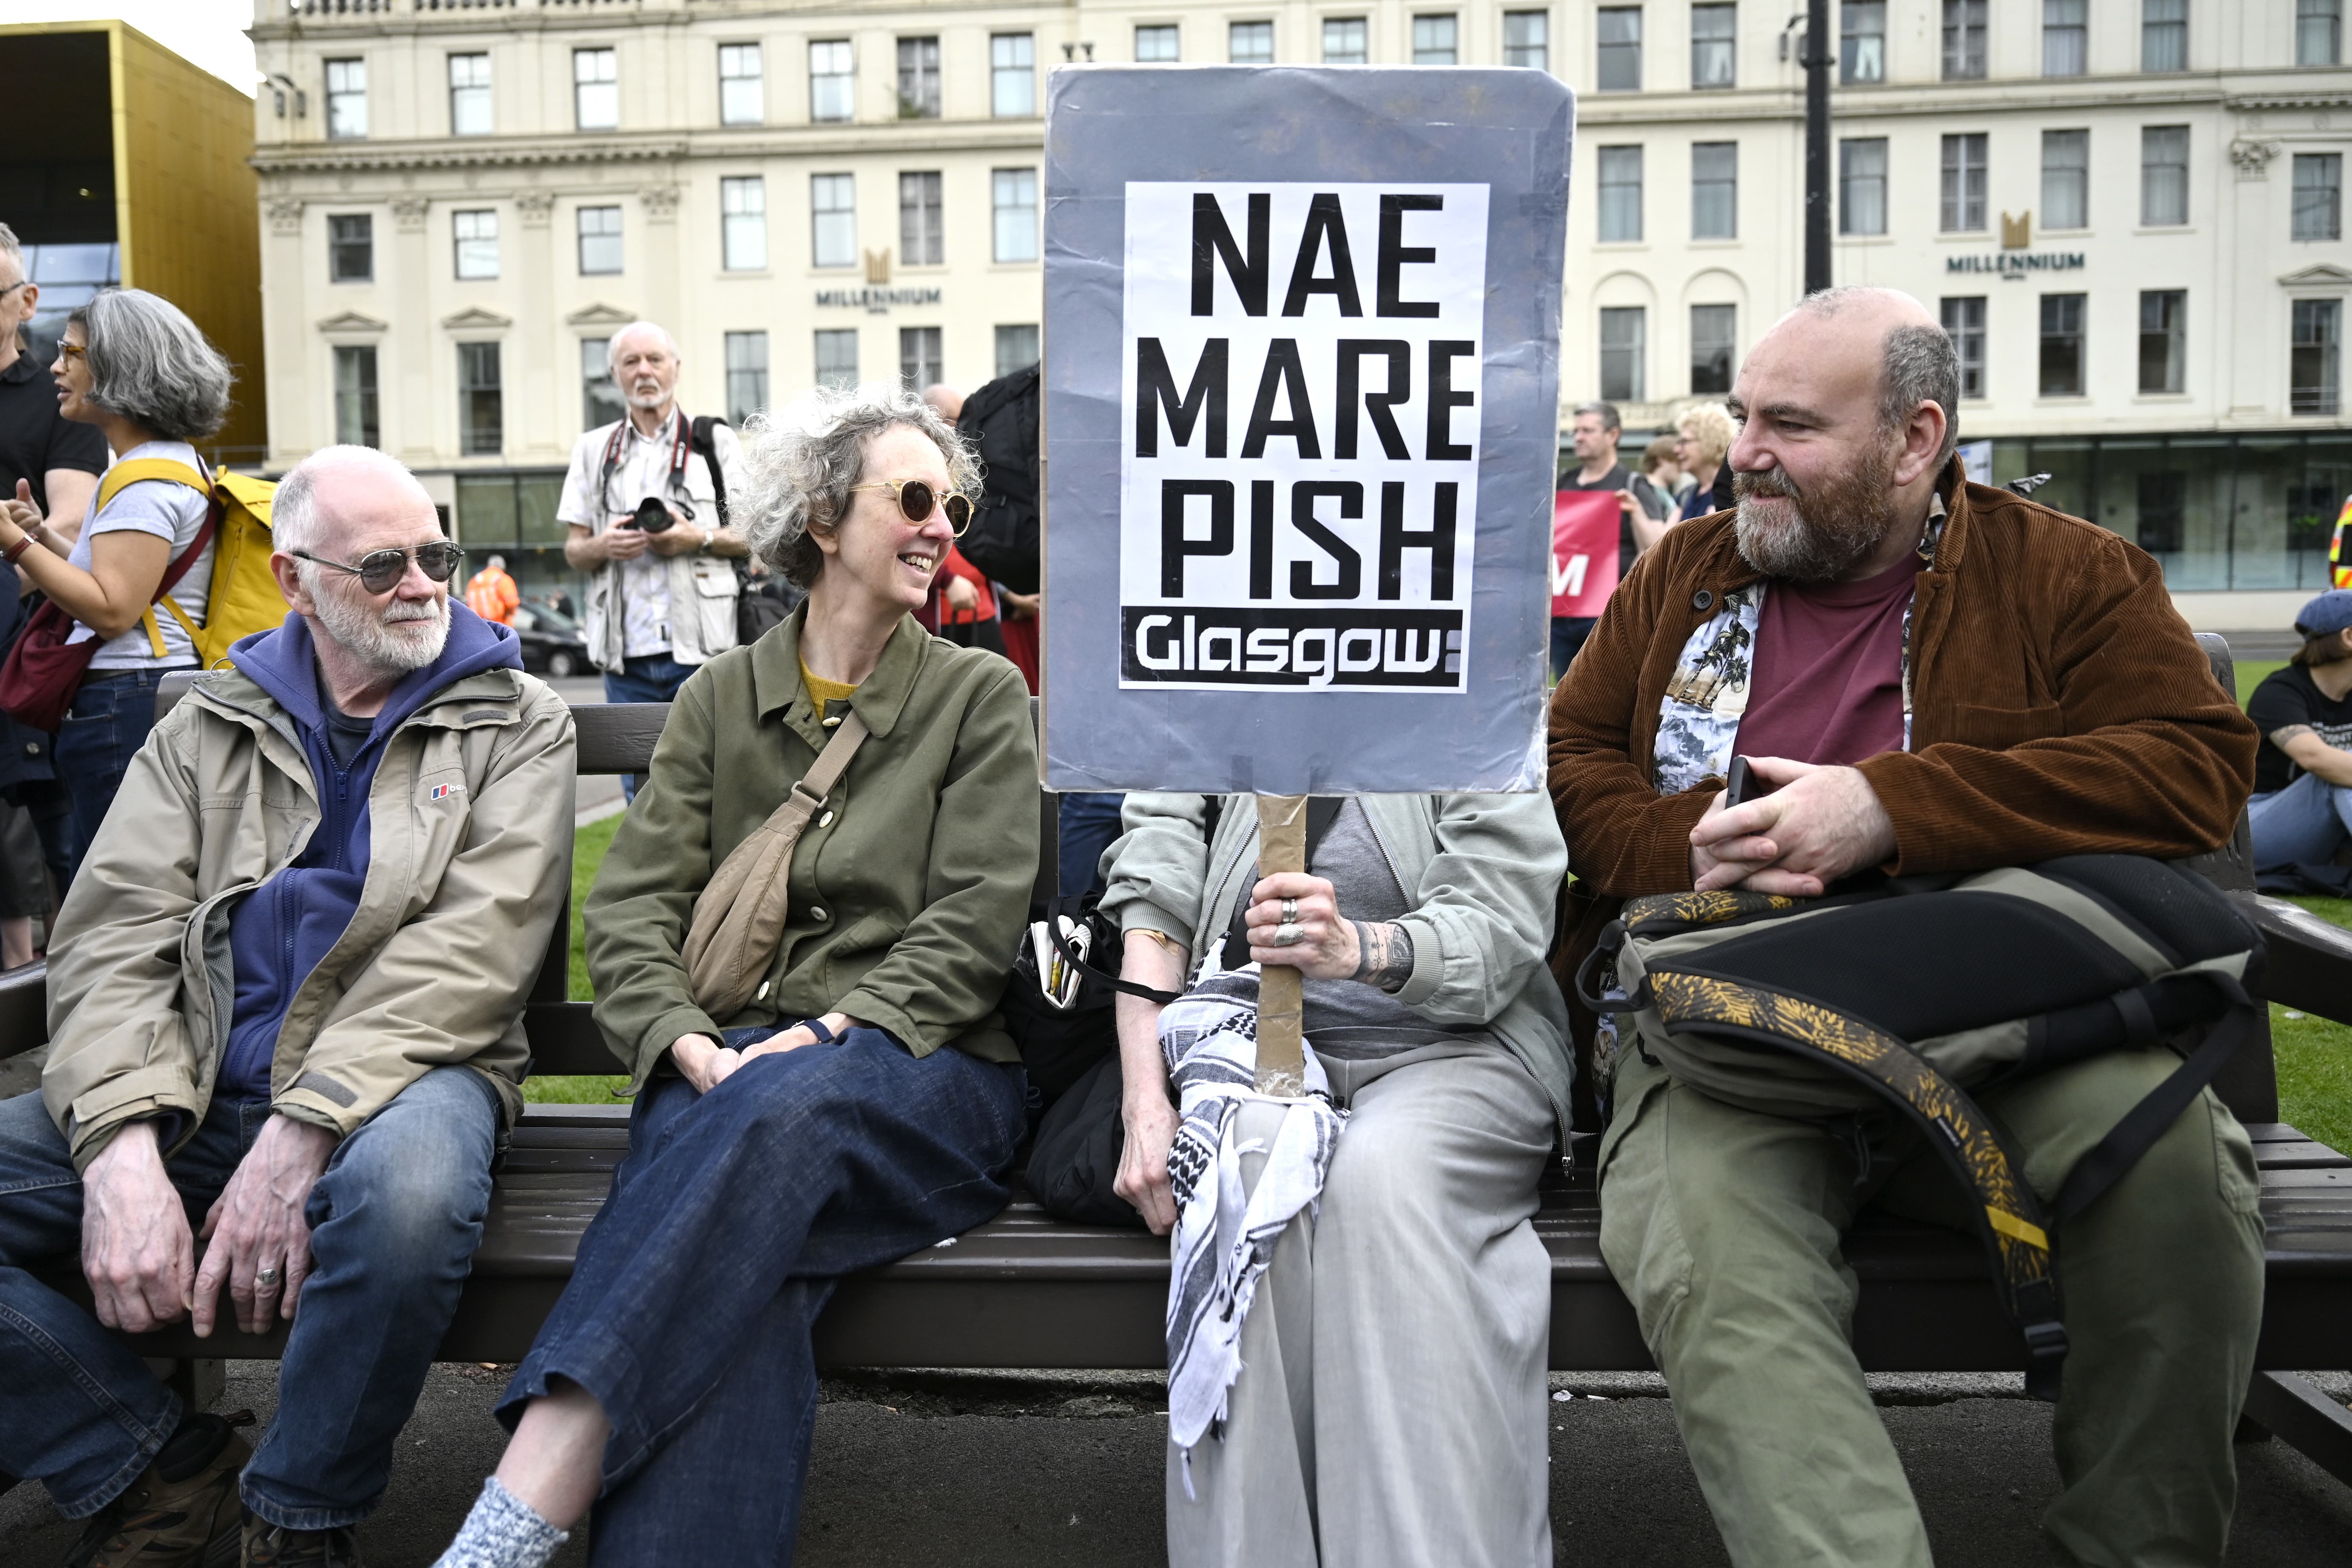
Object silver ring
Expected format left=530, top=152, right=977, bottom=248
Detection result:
left=1279, top=897, right=1299, bottom=923
left=1273, top=921, right=1304, bottom=947
left=254, top=1266, right=282, bottom=1290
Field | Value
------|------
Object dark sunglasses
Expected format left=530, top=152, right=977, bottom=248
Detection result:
left=847, top=478, right=972, bottom=536
left=291, top=541, right=466, bottom=594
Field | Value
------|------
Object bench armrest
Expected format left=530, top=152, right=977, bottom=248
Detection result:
left=2250, top=895, right=2352, bottom=1025
left=0, top=959, right=45, bottom=1061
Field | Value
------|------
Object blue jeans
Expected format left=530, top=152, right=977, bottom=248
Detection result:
left=0, top=1066, right=500, bottom=1526
left=1550, top=617, right=1596, bottom=683
left=1057, top=792, right=1127, bottom=898
left=2249, top=770, right=2352, bottom=865
left=55, top=668, right=177, bottom=891
left=497, top=1025, right=1026, bottom=1566
left=603, top=653, right=695, bottom=803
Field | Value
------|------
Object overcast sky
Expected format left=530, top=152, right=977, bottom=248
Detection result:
left=19, top=1, right=257, bottom=93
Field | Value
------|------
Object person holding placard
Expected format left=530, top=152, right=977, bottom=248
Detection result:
left=1101, top=790, right=1572, bottom=1568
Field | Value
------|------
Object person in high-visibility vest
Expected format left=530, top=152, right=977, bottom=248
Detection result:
left=2329, top=495, right=2352, bottom=590
left=465, top=553, right=519, bottom=626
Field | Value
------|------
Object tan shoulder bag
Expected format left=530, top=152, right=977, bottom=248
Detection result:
left=682, top=711, right=870, bottom=1019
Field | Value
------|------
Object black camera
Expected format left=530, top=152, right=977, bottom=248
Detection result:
left=628, top=496, right=675, bottom=533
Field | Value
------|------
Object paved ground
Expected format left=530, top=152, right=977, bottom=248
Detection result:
left=5, top=1367, right=2348, bottom=1565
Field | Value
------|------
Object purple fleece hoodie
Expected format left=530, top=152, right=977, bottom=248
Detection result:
left=215, top=603, right=523, bottom=1100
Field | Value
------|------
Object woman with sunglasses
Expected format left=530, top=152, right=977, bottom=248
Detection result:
left=435, top=383, right=1036, bottom=1568
left=0, top=289, right=233, bottom=885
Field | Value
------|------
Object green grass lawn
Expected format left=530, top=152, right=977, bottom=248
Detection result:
left=519, top=812, right=630, bottom=1105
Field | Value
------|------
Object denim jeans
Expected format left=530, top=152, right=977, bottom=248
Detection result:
left=603, top=653, right=695, bottom=803
left=0, top=1065, right=500, bottom=1526
left=55, top=667, right=177, bottom=890
left=2248, top=770, right=2352, bottom=867
left=497, top=1025, right=1027, bottom=1566
left=1550, top=617, right=1597, bottom=683
left=1057, top=792, right=1127, bottom=898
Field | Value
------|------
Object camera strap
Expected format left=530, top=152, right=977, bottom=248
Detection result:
left=597, top=410, right=694, bottom=519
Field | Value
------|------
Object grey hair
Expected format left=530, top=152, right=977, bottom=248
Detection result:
left=271, top=444, right=426, bottom=558
left=1797, top=286, right=1961, bottom=469
left=70, top=289, right=232, bottom=441
left=735, top=382, right=980, bottom=590
left=606, top=321, right=682, bottom=374
left=1572, top=400, right=1621, bottom=435
left=0, top=223, right=22, bottom=284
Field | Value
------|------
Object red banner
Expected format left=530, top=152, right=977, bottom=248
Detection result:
left=1551, top=490, right=1620, bottom=618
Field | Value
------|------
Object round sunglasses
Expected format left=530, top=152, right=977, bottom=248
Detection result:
left=847, top=478, right=972, bottom=536
left=291, top=541, right=466, bottom=594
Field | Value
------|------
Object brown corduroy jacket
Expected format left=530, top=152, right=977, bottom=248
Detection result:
left=1547, top=463, right=2257, bottom=1080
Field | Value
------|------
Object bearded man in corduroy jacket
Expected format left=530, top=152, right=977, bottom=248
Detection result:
left=1548, top=286, right=2262, bottom=1568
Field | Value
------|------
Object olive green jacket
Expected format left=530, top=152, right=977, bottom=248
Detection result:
left=586, top=608, right=1038, bottom=1086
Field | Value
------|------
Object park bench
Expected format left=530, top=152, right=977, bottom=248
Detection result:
left=0, top=637, right=2347, bottom=1486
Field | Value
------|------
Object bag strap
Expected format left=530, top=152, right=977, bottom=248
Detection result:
left=96, top=458, right=210, bottom=513
left=690, top=415, right=731, bottom=530
left=130, top=485, right=223, bottom=661
left=798, top=706, right=868, bottom=800
left=1043, top=908, right=1181, bottom=1005
left=2049, top=995, right=2250, bottom=1226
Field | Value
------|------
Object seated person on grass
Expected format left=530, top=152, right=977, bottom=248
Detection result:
left=2247, top=589, right=2352, bottom=871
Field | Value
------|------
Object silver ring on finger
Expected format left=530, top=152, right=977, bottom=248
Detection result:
left=254, top=1265, right=282, bottom=1290
left=1279, top=897, right=1299, bottom=924
left=1273, top=921, right=1304, bottom=947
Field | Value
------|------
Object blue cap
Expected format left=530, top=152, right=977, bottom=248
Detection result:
left=2296, top=590, right=2352, bottom=639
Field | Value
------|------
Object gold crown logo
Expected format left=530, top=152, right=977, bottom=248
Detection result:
left=2000, top=211, right=2031, bottom=250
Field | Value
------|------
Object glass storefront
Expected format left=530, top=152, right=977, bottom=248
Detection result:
left=452, top=470, right=589, bottom=617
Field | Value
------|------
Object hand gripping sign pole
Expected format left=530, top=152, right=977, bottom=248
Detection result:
left=1039, top=66, right=1571, bottom=1098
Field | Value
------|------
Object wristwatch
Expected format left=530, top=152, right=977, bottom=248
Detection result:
left=698, top=530, right=714, bottom=555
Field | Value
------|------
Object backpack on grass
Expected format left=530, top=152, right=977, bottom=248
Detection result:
left=1577, top=854, right=2263, bottom=1398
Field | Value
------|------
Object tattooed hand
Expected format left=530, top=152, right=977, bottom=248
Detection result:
left=1349, top=921, right=1415, bottom=993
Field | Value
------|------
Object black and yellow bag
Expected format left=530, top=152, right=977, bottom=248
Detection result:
left=1577, top=855, right=2263, bottom=1396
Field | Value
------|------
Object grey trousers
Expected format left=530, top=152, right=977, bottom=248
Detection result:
left=1165, top=1043, right=1558, bottom=1568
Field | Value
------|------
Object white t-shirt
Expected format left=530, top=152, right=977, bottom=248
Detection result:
left=66, top=441, right=215, bottom=670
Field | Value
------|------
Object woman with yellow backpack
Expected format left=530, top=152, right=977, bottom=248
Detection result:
left=0, top=289, right=235, bottom=887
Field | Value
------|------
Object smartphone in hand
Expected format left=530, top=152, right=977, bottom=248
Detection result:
left=1724, top=756, right=1756, bottom=809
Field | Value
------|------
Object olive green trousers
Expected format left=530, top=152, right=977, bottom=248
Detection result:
left=1598, top=1043, right=2266, bottom=1568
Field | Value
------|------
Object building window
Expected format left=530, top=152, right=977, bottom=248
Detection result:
left=582, top=339, right=625, bottom=429
left=721, top=176, right=767, bottom=271
left=2300, top=0, right=2344, bottom=65
left=453, top=209, right=499, bottom=280
left=811, top=174, right=855, bottom=268
left=900, top=171, right=944, bottom=267
left=1598, top=7, right=1642, bottom=90
left=2142, top=126, right=2190, bottom=226
left=725, top=331, right=769, bottom=424
left=1940, top=296, right=1987, bottom=398
left=1599, top=306, right=1646, bottom=402
left=1690, top=303, right=1735, bottom=394
left=1942, top=0, right=1987, bottom=78
left=1504, top=11, right=1550, bottom=70
left=1324, top=17, right=1369, bottom=62
left=578, top=206, right=623, bottom=275
left=993, top=168, right=1040, bottom=263
left=901, top=326, right=943, bottom=391
left=815, top=329, right=859, bottom=388
left=1841, top=2, right=1886, bottom=83
left=2139, top=289, right=2186, bottom=394
left=1413, top=14, right=1459, bottom=64
left=810, top=41, right=854, bottom=122
left=996, top=323, right=1041, bottom=377
left=2142, top=0, right=2187, bottom=71
left=2295, top=153, right=2344, bottom=241
left=459, top=341, right=503, bottom=455
left=720, top=44, right=764, bottom=126
left=1137, top=24, right=1181, bottom=61
left=1692, top=141, right=1737, bottom=239
left=328, top=214, right=373, bottom=283
left=2293, top=299, right=2342, bottom=415
left=2039, top=293, right=2085, bottom=396
left=1691, top=4, right=1735, bottom=88
left=1941, top=133, right=1988, bottom=232
left=574, top=48, right=618, bottom=131
left=2042, top=0, right=2087, bottom=76
left=449, top=53, right=491, bottom=137
left=326, top=59, right=367, bottom=140
left=1597, top=146, right=1643, bottom=242
left=333, top=345, right=379, bottom=447
left=2042, top=130, right=2089, bottom=230
left=897, top=37, right=940, bottom=118
left=993, top=33, right=1036, bottom=115
left=1839, top=137, right=1888, bottom=234
left=1230, top=21, right=1274, bottom=64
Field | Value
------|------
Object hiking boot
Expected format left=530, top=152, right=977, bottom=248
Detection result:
left=240, top=1513, right=363, bottom=1568
left=65, top=1411, right=255, bottom=1568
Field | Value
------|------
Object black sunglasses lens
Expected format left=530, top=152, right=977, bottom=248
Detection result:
left=356, top=543, right=463, bottom=592
left=943, top=493, right=971, bottom=533
left=417, top=543, right=463, bottom=582
left=895, top=480, right=936, bottom=524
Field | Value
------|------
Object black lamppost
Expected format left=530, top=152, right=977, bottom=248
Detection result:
left=1803, top=0, right=1832, bottom=296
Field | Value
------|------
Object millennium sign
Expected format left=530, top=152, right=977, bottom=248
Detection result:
left=813, top=286, right=944, bottom=312
left=1946, top=252, right=2086, bottom=279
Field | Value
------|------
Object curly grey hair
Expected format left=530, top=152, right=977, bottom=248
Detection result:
left=735, top=382, right=980, bottom=589
left=69, top=289, right=233, bottom=442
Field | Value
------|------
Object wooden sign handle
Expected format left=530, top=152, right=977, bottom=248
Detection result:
left=1254, top=793, right=1308, bottom=1096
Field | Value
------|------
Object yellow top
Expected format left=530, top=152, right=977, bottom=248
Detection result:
left=801, top=660, right=859, bottom=712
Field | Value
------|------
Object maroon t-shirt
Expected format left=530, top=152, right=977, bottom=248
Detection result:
left=1733, top=555, right=1924, bottom=767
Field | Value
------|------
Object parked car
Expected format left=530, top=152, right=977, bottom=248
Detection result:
left=511, top=601, right=589, bottom=679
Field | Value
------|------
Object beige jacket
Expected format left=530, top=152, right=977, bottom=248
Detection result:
left=42, top=665, right=575, bottom=1170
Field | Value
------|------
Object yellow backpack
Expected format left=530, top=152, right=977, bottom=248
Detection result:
left=92, top=460, right=288, bottom=669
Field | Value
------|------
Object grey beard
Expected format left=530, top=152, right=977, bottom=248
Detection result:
left=1733, top=473, right=1901, bottom=583
left=306, top=572, right=450, bottom=677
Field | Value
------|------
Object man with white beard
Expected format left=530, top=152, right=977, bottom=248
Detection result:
left=0, top=446, right=574, bottom=1566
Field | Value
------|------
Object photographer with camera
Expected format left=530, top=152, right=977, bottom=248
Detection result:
left=559, top=323, right=748, bottom=793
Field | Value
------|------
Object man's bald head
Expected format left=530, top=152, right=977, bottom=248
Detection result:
left=272, top=446, right=435, bottom=557
left=1762, top=287, right=1959, bottom=470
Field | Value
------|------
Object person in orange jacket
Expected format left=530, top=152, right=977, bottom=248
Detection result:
left=464, top=554, right=519, bottom=626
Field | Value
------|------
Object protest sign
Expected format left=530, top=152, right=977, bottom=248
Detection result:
left=1041, top=66, right=1573, bottom=795
left=1549, top=490, right=1620, bottom=619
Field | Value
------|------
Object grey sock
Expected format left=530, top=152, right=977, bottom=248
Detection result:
left=433, top=1476, right=569, bottom=1568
